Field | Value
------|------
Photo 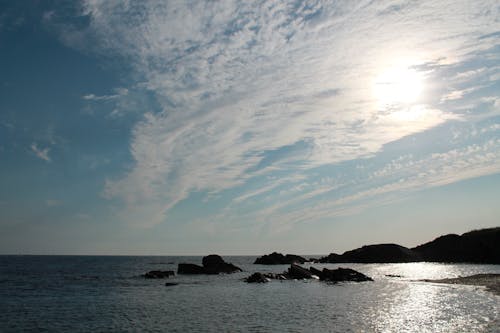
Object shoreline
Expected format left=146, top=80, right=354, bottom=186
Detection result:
left=421, top=274, right=500, bottom=296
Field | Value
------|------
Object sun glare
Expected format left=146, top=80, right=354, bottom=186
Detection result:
left=373, top=66, right=423, bottom=108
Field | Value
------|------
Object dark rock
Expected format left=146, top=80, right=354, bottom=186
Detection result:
left=340, top=244, right=421, bottom=263
left=164, top=282, right=179, bottom=287
left=144, top=270, right=175, bottom=279
left=288, top=264, right=315, bottom=279
left=321, top=267, right=373, bottom=282
left=202, top=254, right=226, bottom=267
left=318, top=253, right=343, bottom=263
left=319, top=244, right=420, bottom=263
left=412, top=228, right=500, bottom=264
left=254, top=252, right=307, bottom=265
left=202, top=254, right=242, bottom=274
left=178, top=255, right=242, bottom=275
left=177, top=263, right=206, bottom=274
left=245, top=272, right=271, bottom=283
left=309, top=266, right=324, bottom=279
left=285, top=254, right=307, bottom=264
left=386, top=274, right=404, bottom=278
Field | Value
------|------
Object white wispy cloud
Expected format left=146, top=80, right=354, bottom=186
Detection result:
left=70, top=0, right=500, bottom=226
left=30, top=143, right=51, bottom=162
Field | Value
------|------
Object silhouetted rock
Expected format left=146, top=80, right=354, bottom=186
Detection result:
left=144, top=270, right=175, bottom=279
left=177, top=263, right=206, bottom=274
left=288, top=264, right=317, bottom=279
left=412, top=228, right=500, bottom=264
left=309, top=266, right=324, bottom=279
left=318, top=253, right=343, bottom=263
left=202, top=254, right=242, bottom=274
left=341, top=244, right=421, bottom=263
left=254, top=252, right=307, bottom=265
left=202, top=254, right=225, bottom=267
left=164, top=282, right=179, bottom=287
left=245, top=272, right=271, bottom=283
left=178, top=255, right=242, bottom=275
left=318, top=244, right=420, bottom=263
left=321, top=267, right=373, bottom=282
left=247, top=265, right=372, bottom=284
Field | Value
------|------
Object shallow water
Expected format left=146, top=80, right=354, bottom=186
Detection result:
left=0, top=256, right=498, bottom=332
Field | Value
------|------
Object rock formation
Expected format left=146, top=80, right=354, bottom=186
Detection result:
left=178, top=254, right=242, bottom=275
left=254, top=252, right=307, bottom=265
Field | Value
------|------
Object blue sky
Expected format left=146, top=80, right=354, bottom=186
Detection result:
left=1, top=0, right=499, bottom=255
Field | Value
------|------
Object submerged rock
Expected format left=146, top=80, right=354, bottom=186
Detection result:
left=254, top=252, right=307, bottom=265
left=177, top=263, right=206, bottom=274
left=245, top=272, right=271, bottom=283
left=144, top=270, right=175, bottom=279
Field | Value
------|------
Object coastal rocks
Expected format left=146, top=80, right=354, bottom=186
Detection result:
left=412, top=227, right=500, bottom=264
left=245, top=264, right=373, bottom=284
left=319, top=244, right=420, bottom=263
left=288, top=264, right=317, bottom=279
left=178, top=255, right=242, bottom=275
left=316, top=227, right=500, bottom=264
left=320, top=267, right=373, bottom=282
left=202, top=254, right=242, bottom=274
left=178, top=263, right=207, bottom=274
left=254, top=252, right=307, bottom=265
left=245, top=272, right=272, bottom=283
left=144, top=270, right=175, bottom=279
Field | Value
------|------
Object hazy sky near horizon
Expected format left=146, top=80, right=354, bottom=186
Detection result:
left=1, top=0, right=499, bottom=255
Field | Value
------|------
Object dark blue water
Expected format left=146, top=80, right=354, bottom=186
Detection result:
left=1, top=256, right=499, bottom=332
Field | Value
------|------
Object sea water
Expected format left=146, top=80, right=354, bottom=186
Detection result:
left=0, top=256, right=498, bottom=332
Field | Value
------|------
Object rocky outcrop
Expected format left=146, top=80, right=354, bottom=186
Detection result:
left=412, top=227, right=500, bottom=264
left=342, top=244, right=421, bottom=263
left=144, top=270, right=175, bottom=279
left=177, top=263, right=207, bottom=274
left=245, top=272, right=272, bottom=283
left=320, top=267, right=373, bottom=282
left=245, top=264, right=373, bottom=283
left=319, top=244, right=420, bottom=263
left=317, top=227, right=500, bottom=264
left=178, top=255, right=242, bottom=275
left=288, top=264, right=317, bottom=279
left=318, top=253, right=343, bottom=263
left=202, top=254, right=242, bottom=274
left=254, top=252, right=307, bottom=265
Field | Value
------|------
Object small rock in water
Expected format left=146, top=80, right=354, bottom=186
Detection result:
left=144, top=270, right=175, bottom=279
left=245, top=272, right=271, bottom=283
left=321, top=267, right=373, bottom=282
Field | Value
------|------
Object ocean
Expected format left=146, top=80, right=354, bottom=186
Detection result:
left=0, top=255, right=498, bottom=332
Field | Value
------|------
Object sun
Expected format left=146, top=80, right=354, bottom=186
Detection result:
left=373, top=66, right=423, bottom=108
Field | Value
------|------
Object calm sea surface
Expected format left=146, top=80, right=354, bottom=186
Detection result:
left=0, top=256, right=498, bottom=332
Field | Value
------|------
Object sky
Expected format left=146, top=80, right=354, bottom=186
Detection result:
left=0, top=0, right=499, bottom=255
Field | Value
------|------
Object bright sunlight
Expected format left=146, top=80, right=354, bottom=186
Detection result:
left=373, top=66, right=423, bottom=109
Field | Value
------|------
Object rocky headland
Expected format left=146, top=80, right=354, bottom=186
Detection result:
left=317, top=227, right=499, bottom=264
